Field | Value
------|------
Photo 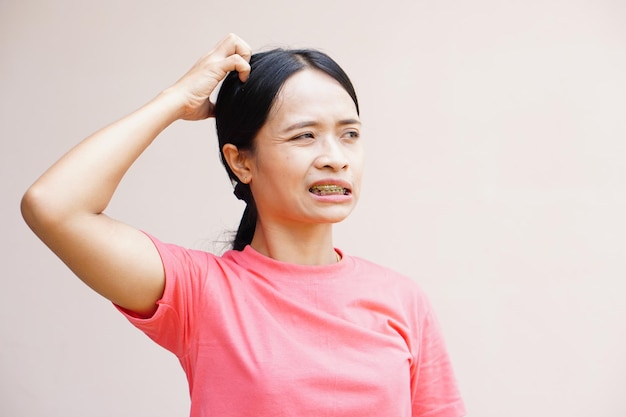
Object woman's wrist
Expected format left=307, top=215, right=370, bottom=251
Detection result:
left=150, top=86, right=192, bottom=124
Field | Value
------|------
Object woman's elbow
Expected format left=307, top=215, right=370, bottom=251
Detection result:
left=21, top=183, right=60, bottom=234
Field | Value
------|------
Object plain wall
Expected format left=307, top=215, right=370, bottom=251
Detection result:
left=2, top=0, right=625, bottom=416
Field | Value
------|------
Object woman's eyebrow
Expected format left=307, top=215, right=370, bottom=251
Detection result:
left=282, top=121, right=317, bottom=133
left=282, top=118, right=361, bottom=134
left=337, top=118, right=361, bottom=127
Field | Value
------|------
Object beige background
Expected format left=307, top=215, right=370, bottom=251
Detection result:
left=2, top=0, right=625, bottom=416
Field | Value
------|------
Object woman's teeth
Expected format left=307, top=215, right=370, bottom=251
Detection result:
left=309, top=185, right=348, bottom=196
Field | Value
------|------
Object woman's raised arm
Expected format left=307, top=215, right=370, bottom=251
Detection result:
left=20, top=34, right=251, bottom=317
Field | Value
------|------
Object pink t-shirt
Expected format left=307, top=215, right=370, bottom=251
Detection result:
left=117, top=235, right=465, bottom=417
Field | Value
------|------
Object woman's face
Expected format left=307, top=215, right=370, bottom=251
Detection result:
left=247, top=69, right=364, bottom=229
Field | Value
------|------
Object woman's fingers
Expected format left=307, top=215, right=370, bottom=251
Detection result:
left=231, top=36, right=252, bottom=82
left=170, top=33, right=252, bottom=120
left=224, top=53, right=251, bottom=82
left=209, top=33, right=251, bottom=81
left=213, top=33, right=252, bottom=62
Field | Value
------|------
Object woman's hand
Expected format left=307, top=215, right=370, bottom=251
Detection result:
left=166, top=33, right=252, bottom=121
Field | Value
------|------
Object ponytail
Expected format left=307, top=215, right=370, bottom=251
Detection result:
left=232, top=182, right=257, bottom=251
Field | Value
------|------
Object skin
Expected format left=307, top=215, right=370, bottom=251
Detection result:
left=21, top=33, right=362, bottom=319
left=223, top=69, right=364, bottom=265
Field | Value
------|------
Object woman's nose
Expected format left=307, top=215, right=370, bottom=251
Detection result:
left=316, top=136, right=349, bottom=171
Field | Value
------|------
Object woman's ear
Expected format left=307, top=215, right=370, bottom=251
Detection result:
left=222, top=144, right=252, bottom=184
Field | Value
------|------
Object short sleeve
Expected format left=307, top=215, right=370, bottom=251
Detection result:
left=410, top=295, right=466, bottom=417
left=115, top=233, right=209, bottom=358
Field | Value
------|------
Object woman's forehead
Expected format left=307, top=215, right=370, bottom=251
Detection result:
left=267, top=69, right=359, bottom=124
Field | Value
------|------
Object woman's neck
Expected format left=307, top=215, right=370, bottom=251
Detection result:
left=250, top=221, right=338, bottom=265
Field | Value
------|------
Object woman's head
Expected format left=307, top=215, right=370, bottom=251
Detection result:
left=215, top=48, right=360, bottom=251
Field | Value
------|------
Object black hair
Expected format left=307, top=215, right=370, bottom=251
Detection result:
left=214, top=48, right=359, bottom=251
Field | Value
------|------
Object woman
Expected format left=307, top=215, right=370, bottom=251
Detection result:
left=21, top=33, right=466, bottom=417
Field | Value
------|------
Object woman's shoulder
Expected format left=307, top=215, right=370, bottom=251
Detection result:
left=348, top=254, right=416, bottom=279
left=346, top=254, right=426, bottom=294
left=344, top=254, right=436, bottom=323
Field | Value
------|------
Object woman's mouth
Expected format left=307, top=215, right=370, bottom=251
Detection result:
left=309, top=184, right=350, bottom=196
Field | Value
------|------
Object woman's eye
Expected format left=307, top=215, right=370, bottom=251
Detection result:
left=344, top=130, right=360, bottom=139
left=292, top=132, right=314, bottom=141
